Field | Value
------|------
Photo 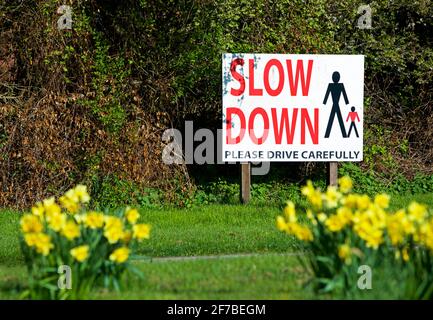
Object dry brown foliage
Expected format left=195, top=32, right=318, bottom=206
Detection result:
left=0, top=1, right=188, bottom=208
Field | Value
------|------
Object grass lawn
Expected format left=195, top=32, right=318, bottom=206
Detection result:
left=0, top=254, right=307, bottom=299
left=1, top=192, right=432, bottom=299
left=0, top=205, right=293, bottom=266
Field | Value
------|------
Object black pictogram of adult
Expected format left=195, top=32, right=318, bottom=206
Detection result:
left=323, top=71, right=349, bottom=138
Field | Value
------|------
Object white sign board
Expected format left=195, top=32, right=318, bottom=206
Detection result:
left=222, top=54, right=364, bottom=162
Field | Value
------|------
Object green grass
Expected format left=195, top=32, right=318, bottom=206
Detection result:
left=0, top=205, right=293, bottom=265
left=388, top=193, right=433, bottom=210
left=0, top=204, right=300, bottom=299
left=1, top=193, right=433, bottom=299
left=0, top=254, right=307, bottom=300
left=105, top=254, right=308, bottom=299
left=137, top=205, right=294, bottom=257
left=0, top=210, right=21, bottom=267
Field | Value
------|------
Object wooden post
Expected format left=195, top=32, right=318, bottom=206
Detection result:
left=240, top=163, right=251, bottom=204
left=327, top=162, right=338, bottom=186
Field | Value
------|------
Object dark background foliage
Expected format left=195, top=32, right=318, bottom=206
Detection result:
left=1, top=0, right=432, bottom=208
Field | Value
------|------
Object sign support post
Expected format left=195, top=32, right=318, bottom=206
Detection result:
left=327, top=162, right=338, bottom=186
left=240, top=163, right=251, bottom=204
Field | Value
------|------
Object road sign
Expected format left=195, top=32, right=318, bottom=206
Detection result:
left=222, top=54, right=364, bottom=162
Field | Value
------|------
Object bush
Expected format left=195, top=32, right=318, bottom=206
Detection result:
left=19, top=185, right=151, bottom=299
left=2, top=0, right=433, bottom=208
left=340, top=163, right=433, bottom=196
left=276, top=176, right=433, bottom=299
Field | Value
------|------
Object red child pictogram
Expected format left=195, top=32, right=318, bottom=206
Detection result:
left=346, top=106, right=360, bottom=138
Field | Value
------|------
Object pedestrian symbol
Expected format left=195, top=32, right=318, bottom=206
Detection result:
left=323, top=71, right=349, bottom=138
left=346, top=106, right=360, bottom=138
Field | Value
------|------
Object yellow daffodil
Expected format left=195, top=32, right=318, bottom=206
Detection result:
left=125, top=207, right=140, bottom=224
left=336, top=206, right=353, bottom=225
left=276, top=216, right=288, bottom=232
left=58, top=185, right=89, bottom=214
left=73, top=214, right=86, bottom=224
left=24, top=233, right=39, bottom=247
left=31, top=202, right=44, bottom=218
left=356, top=194, right=371, bottom=210
left=65, top=188, right=80, bottom=204
left=296, top=225, right=313, bottom=241
left=354, top=218, right=383, bottom=249
left=84, top=211, right=104, bottom=229
left=43, top=197, right=61, bottom=219
left=317, top=212, right=327, bottom=223
left=395, top=247, right=410, bottom=262
left=47, top=213, right=67, bottom=232
left=302, top=181, right=323, bottom=209
left=325, top=214, right=345, bottom=232
left=109, top=247, right=130, bottom=263
left=284, top=201, right=296, bottom=222
left=104, top=226, right=124, bottom=244
left=70, top=245, right=89, bottom=262
left=401, top=219, right=416, bottom=236
left=306, top=209, right=317, bottom=225
left=74, top=185, right=90, bottom=203
left=408, top=202, right=427, bottom=223
left=324, top=186, right=341, bottom=209
left=301, top=180, right=314, bottom=197
left=103, top=216, right=125, bottom=243
left=386, top=210, right=406, bottom=245
left=104, top=216, right=123, bottom=230
left=104, top=228, right=124, bottom=244
left=20, top=214, right=43, bottom=233
left=59, top=195, right=79, bottom=214
left=309, top=190, right=323, bottom=209
left=29, top=233, right=54, bottom=256
left=338, top=176, right=353, bottom=194
left=420, top=220, right=433, bottom=251
left=42, top=197, right=55, bottom=207
left=61, top=220, right=80, bottom=240
left=133, top=224, right=151, bottom=241
left=367, top=206, right=387, bottom=229
left=364, top=231, right=383, bottom=249
left=374, top=193, right=390, bottom=209
left=341, top=194, right=358, bottom=209
left=338, top=243, right=352, bottom=264
left=122, top=230, right=133, bottom=243
left=287, top=222, right=313, bottom=241
left=402, top=247, right=410, bottom=262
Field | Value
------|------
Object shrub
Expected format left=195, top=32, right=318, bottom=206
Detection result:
left=276, top=176, right=433, bottom=299
left=19, top=185, right=151, bottom=300
left=2, top=0, right=433, bottom=208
